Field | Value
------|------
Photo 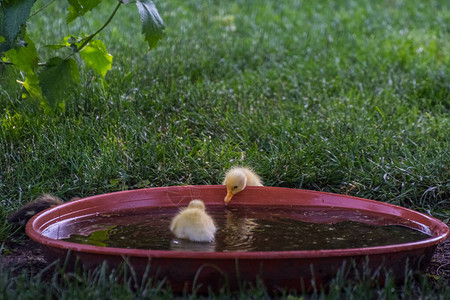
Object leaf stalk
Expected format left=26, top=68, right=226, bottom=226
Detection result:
left=29, top=0, right=58, bottom=18
left=73, top=1, right=123, bottom=55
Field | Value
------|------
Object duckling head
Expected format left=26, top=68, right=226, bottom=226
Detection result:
left=187, top=199, right=206, bottom=210
left=223, top=168, right=247, bottom=204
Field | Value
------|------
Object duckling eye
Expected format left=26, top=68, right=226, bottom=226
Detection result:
left=233, top=185, right=238, bottom=189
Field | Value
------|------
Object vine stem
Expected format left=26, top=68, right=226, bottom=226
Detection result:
left=2, top=61, right=47, bottom=67
left=29, top=0, right=57, bottom=18
left=67, top=0, right=123, bottom=58
left=3, top=0, right=123, bottom=67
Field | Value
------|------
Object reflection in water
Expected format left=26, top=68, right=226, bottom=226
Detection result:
left=222, top=209, right=259, bottom=251
left=58, top=206, right=431, bottom=252
left=170, top=238, right=216, bottom=252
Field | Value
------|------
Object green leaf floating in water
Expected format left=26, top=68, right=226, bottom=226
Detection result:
left=86, top=227, right=116, bottom=247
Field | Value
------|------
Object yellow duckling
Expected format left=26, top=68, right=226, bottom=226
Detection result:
left=170, top=199, right=216, bottom=242
left=222, top=166, right=263, bottom=204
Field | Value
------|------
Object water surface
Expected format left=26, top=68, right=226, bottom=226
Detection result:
left=47, top=206, right=431, bottom=252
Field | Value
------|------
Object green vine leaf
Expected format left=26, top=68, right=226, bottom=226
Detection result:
left=135, top=0, right=164, bottom=50
left=38, top=57, right=80, bottom=107
left=2, top=0, right=164, bottom=113
left=0, top=0, right=35, bottom=53
left=79, top=39, right=112, bottom=77
left=1, top=61, right=20, bottom=98
left=45, top=35, right=82, bottom=51
left=0, top=12, right=5, bottom=50
left=4, top=33, right=38, bottom=74
left=45, top=44, right=68, bottom=50
left=67, top=0, right=103, bottom=23
left=17, top=74, right=44, bottom=102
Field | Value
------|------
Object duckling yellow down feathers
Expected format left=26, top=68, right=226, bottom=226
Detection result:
left=170, top=199, right=216, bottom=242
left=222, top=166, right=263, bottom=204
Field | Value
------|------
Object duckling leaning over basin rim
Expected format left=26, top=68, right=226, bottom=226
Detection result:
left=222, top=166, right=263, bottom=204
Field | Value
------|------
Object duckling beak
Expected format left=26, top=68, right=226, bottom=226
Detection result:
left=224, top=191, right=234, bottom=204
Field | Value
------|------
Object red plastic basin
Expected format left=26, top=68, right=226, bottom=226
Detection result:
left=26, top=186, right=449, bottom=293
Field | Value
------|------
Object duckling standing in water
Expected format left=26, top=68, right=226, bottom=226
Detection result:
left=170, top=199, right=216, bottom=243
left=222, top=166, right=263, bottom=204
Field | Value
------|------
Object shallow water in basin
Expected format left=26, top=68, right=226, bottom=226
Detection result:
left=47, top=206, right=431, bottom=252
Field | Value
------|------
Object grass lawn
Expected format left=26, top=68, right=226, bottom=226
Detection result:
left=1, top=0, right=449, bottom=298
